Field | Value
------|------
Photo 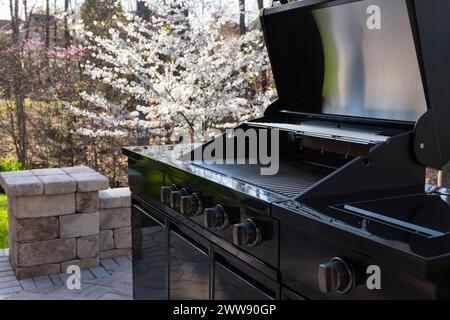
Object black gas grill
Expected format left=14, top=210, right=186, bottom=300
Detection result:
left=124, top=0, right=450, bottom=300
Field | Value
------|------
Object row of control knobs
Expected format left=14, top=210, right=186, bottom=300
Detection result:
left=162, top=186, right=356, bottom=294
left=161, top=185, right=261, bottom=246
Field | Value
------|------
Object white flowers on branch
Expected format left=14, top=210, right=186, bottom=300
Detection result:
left=70, top=0, right=276, bottom=141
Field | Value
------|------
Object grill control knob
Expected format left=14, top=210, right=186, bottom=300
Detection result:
left=161, top=184, right=177, bottom=205
left=204, top=205, right=229, bottom=229
left=169, top=188, right=188, bottom=209
left=318, top=257, right=355, bottom=294
left=232, top=219, right=261, bottom=247
left=180, top=193, right=202, bottom=215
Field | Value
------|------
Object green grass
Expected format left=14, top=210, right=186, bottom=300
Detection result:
left=0, top=194, right=8, bottom=249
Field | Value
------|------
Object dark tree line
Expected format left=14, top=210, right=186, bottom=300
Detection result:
left=4, top=0, right=73, bottom=165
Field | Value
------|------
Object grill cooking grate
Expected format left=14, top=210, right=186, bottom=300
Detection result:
left=191, top=159, right=333, bottom=198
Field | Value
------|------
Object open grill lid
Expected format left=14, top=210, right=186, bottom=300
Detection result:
left=260, top=0, right=450, bottom=170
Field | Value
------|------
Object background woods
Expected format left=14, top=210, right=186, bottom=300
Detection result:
left=0, top=0, right=444, bottom=187
left=0, top=0, right=275, bottom=186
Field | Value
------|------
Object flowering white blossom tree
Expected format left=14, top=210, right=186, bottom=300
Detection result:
left=70, top=0, right=275, bottom=143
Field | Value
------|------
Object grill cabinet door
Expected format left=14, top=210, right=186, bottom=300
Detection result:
left=281, top=287, right=305, bottom=300
left=214, top=263, right=272, bottom=300
left=169, top=230, right=210, bottom=300
left=132, top=204, right=168, bottom=300
left=213, top=247, right=277, bottom=300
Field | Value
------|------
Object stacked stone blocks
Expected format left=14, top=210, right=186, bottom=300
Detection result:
left=98, top=188, right=132, bottom=259
left=0, top=166, right=110, bottom=279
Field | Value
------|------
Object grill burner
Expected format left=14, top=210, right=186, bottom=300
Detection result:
left=191, top=159, right=332, bottom=198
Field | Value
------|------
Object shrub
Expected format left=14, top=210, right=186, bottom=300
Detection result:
left=0, top=158, right=26, bottom=193
left=0, top=193, right=7, bottom=248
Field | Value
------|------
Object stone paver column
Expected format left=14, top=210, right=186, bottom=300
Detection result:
left=0, top=166, right=109, bottom=279
left=98, top=188, right=132, bottom=259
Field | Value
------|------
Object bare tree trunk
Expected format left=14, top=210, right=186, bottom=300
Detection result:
left=11, top=0, right=19, bottom=43
left=256, top=0, right=268, bottom=89
left=15, top=94, right=27, bottom=165
left=64, top=0, right=70, bottom=47
left=53, top=0, right=58, bottom=44
left=239, top=0, right=246, bottom=35
left=10, top=0, right=28, bottom=165
left=111, top=140, right=117, bottom=186
left=257, top=0, right=264, bottom=10
left=90, top=120, right=99, bottom=170
left=9, top=0, right=13, bottom=31
left=23, top=0, right=28, bottom=23
left=23, top=0, right=30, bottom=40
left=45, top=0, right=50, bottom=48
left=93, top=142, right=98, bottom=170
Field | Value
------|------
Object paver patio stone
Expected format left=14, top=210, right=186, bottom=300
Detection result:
left=60, top=257, right=99, bottom=271
left=0, top=280, right=20, bottom=289
left=89, top=267, right=110, bottom=279
left=49, top=274, right=64, bottom=286
left=0, top=271, right=15, bottom=277
left=33, top=276, right=54, bottom=289
left=81, top=269, right=96, bottom=281
left=19, top=278, right=36, bottom=291
left=0, top=286, right=21, bottom=295
left=99, top=248, right=132, bottom=259
left=0, top=255, right=132, bottom=300
left=100, top=258, right=120, bottom=272
left=58, top=272, right=70, bottom=284
left=0, top=275, right=17, bottom=284
left=0, top=265, right=12, bottom=272
left=114, top=256, right=132, bottom=269
left=99, top=293, right=132, bottom=300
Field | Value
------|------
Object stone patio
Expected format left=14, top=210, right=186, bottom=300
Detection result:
left=0, top=249, right=133, bottom=300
